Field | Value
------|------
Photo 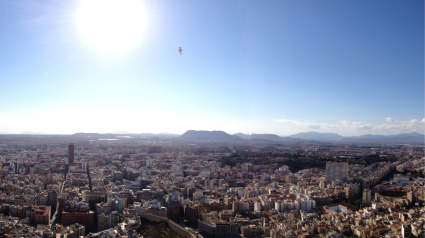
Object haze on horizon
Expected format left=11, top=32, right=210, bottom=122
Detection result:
left=0, top=0, right=423, bottom=137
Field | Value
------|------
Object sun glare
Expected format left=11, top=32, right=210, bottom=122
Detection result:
left=76, top=0, right=146, bottom=53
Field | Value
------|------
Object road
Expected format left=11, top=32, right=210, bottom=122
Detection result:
left=50, top=171, right=67, bottom=228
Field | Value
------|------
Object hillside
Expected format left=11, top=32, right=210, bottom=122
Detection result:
left=234, top=133, right=251, bottom=139
left=343, top=132, right=424, bottom=144
left=179, top=130, right=245, bottom=142
left=234, top=133, right=288, bottom=141
left=251, top=134, right=283, bottom=141
left=289, top=132, right=424, bottom=144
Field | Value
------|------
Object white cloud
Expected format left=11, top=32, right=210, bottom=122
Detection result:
left=339, top=121, right=372, bottom=130
left=277, top=119, right=321, bottom=129
left=278, top=119, right=372, bottom=131
left=307, top=124, right=320, bottom=129
left=277, top=119, right=298, bottom=124
left=374, top=118, right=425, bottom=131
left=277, top=118, right=425, bottom=133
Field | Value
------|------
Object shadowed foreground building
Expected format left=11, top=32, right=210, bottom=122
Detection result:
left=363, top=189, right=371, bottom=204
left=83, top=192, right=107, bottom=210
left=62, top=209, right=95, bottom=232
left=198, top=220, right=238, bottom=237
left=98, top=211, right=119, bottom=231
left=69, top=143, right=74, bottom=164
left=326, top=162, right=348, bottom=183
left=147, top=146, right=162, bottom=154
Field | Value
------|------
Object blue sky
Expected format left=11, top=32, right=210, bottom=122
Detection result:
left=0, top=0, right=423, bottom=136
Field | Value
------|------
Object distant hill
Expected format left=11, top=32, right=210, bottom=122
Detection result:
left=136, top=133, right=179, bottom=138
left=247, top=138, right=278, bottom=144
left=234, top=133, right=251, bottom=139
left=4, top=130, right=424, bottom=145
left=234, top=133, right=285, bottom=141
left=70, top=132, right=179, bottom=139
left=111, top=131, right=179, bottom=138
left=343, top=132, right=425, bottom=144
left=72, top=133, right=105, bottom=136
left=289, top=131, right=424, bottom=144
left=251, top=134, right=283, bottom=141
left=180, top=130, right=245, bottom=142
left=71, top=133, right=115, bottom=138
left=289, top=132, right=343, bottom=141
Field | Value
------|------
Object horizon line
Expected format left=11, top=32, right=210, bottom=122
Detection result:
left=1, top=130, right=424, bottom=137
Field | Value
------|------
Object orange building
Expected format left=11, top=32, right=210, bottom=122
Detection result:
left=31, top=206, right=51, bottom=226
left=62, top=209, right=95, bottom=232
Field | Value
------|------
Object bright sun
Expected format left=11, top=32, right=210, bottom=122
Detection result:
left=76, top=0, right=146, bottom=53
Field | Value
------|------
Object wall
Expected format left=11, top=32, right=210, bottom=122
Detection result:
left=140, top=214, right=196, bottom=238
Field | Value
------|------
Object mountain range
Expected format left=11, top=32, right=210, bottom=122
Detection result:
left=234, top=133, right=283, bottom=141
left=286, top=131, right=425, bottom=144
left=11, top=130, right=425, bottom=144
left=178, top=130, right=424, bottom=144
left=235, top=131, right=424, bottom=144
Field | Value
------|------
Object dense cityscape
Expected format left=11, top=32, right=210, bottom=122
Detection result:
left=0, top=1, right=422, bottom=237
left=0, top=131, right=423, bottom=238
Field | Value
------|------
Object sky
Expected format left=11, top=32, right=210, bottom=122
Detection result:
left=0, top=0, right=423, bottom=136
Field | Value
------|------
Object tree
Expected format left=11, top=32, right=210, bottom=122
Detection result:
left=342, top=230, right=353, bottom=237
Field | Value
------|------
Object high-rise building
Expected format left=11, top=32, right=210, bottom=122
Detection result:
left=345, top=186, right=355, bottom=200
left=58, top=195, right=65, bottom=221
left=98, top=213, right=110, bottom=231
left=147, top=146, right=162, bottom=154
left=319, top=180, right=327, bottom=189
left=185, top=204, right=199, bottom=226
left=83, top=192, right=107, bottom=211
left=96, top=203, right=111, bottom=216
left=362, top=189, right=371, bottom=204
left=402, top=224, right=413, bottom=238
left=288, top=174, right=298, bottom=184
left=108, top=195, right=127, bottom=214
left=407, top=191, right=416, bottom=204
left=69, top=143, right=75, bottom=164
left=47, top=190, right=57, bottom=209
left=326, top=162, right=348, bottom=183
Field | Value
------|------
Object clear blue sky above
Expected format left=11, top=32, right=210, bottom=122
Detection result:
left=0, top=0, right=423, bottom=136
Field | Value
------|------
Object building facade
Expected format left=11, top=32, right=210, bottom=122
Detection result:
left=62, top=210, right=95, bottom=232
left=69, top=143, right=74, bottom=164
left=31, top=206, right=51, bottom=226
left=83, top=192, right=107, bottom=211
left=362, top=189, right=371, bottom=204
left=326, top=162, right=348, bottom=183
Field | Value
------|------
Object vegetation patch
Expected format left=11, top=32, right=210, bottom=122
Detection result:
left=136, top=218, right=181, bottom=238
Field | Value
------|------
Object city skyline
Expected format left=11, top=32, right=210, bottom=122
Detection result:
left=0, top=0, right=423, bottom=136
left=1, top=128, right=424, bottom=237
